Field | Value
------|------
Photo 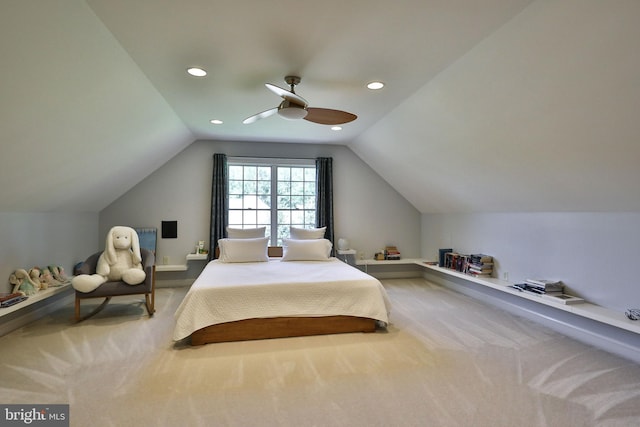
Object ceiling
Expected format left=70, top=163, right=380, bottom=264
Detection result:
left=85, top=0, right=534, bottom=144
left=2, top=0, right=640, bottom=214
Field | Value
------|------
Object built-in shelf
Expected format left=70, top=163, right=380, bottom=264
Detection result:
left=355, top=258, right=429, bottom=274
left=186, top=253, right=208, bottom=261
left=422, top=264, right=640, bottom=336
left=156, top=253, right=209, bottom=272
left=353, top=258, right=640, bottom=336
left=356, top=258, right=427, bottom=266
left=0, top=283, right=72, bottom=318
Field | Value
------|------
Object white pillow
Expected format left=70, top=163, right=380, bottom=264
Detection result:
left=289, top=226, right=326, bottom=240
left=218, top=237, right=268, bottom=263
left=226, top=227, right=266, bottom=239
left=281, top=238, right=332, bottom=261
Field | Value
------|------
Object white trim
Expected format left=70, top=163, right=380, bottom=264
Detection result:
left=228, top=156, right=314, bottom=166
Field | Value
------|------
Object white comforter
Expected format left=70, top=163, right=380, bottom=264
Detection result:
left=173, top=258, right=391, bottom=341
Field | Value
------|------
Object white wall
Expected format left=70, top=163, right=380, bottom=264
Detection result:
left=0, top=212, right=99, bottom=292
left=99, top=140, right=421, bottom=276
left=421, top=212, right=640, bottom=313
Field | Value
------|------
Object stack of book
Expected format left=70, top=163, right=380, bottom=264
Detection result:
left=510, top=279, right=585, bottom=305
left=467, top=254, right=493, bottom=277
left=444, top=252, right=467, bottom=272
left=384, top=246, right=401, bottom=260
left=522, top=279, right=564, bottom=295
left=0, top=292, right=28, bottom=308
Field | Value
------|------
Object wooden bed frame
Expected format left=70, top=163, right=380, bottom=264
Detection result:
left=188, top=246, right=379, bottom=345
left=190, top=315, right=377, bottom=345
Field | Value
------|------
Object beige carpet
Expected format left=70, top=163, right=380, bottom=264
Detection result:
left=1, top=278, right=640, bottom=427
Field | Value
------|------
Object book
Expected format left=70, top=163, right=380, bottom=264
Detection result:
left=0, top=295, right=28, bottom=308
left=525, top=279, right=563, bottom=293
left=542, top=293, right=585, bottom=305
left=438, top=248, right=453, bottom=267
left=470, top=254, right=493, bottom=263
left=0, top=292, right=24, bottom=302
left=525, top=279, right=562, bottom=288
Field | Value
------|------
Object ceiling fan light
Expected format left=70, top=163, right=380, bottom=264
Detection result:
left=277, top=102, right=308, bottom=120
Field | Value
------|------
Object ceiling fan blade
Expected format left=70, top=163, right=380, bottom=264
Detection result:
left=304, top=108, right=357, bottom=125
left=242, top=107, right=278, bottom=124
left=265, top=83, right=308, bottom=107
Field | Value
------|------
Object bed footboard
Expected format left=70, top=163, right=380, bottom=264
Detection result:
left=190, top=315, right=377, bottom=345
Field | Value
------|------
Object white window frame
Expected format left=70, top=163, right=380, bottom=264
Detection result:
left=227, top=157, right=317, bottom=246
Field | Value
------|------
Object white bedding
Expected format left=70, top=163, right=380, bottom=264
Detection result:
left=173, top=258, right=391, bottom=341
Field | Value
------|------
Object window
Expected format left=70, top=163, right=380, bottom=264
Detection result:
left=228, top=158, right=316, bottom=245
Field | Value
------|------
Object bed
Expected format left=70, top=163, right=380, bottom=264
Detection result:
left=173, top=243, right=391, bottom=345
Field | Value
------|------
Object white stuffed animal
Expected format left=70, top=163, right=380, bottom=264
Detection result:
left=72, top=226, right=146, bottom=293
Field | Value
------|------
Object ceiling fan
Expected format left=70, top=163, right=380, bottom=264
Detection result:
left=242, top=76, right=357, bottom=125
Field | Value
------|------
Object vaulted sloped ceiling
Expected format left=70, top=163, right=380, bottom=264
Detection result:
left=350, top=0, right=640, bottom=213
left=0, top=1, right=193, bottom=212
left=2, top=1, right=639, bottom=214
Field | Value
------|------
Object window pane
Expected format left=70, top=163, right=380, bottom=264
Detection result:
left=228, top=210, right=243, bottom=224
left=304, top=196, right=315, bottom=210
left=304, top=168, right=315, bottom=181
left=228, top=180, right=243, bottom=194
left=291, top=167, right=304, bottom=181
left=257, top=166, right=271, bottom=180
left=257, top=180, right=270, bottom=195
left=243, top=195, right=257, bottom=209
left=277, top=181, right=290, bottom=195
left=258, top=194, right=271, bottom=208
left=278, top=167, right=290, bottom=181
left=277, top=195, right=290, bottom=209
left=243, top=181, right=257, bottom=194
left=291, top=182, right=304, bottom=195
left=229, top=165, right=243, bottom=180
left=229, top=195, right=243, bottom=209
left=257, top=210, right=271, bottom=224
left=277, top=210, right=290, bottom=224
left=291, top=210, right=304, bottom=224
left=291, top=195, right=304, bottom=209
left=243, top=210, right=256, bottom=224
left=304, top=181, right=316, bottom=195
left=244, top=166, right=257, bottom=180
left=305, top=210, right=316, bottom=225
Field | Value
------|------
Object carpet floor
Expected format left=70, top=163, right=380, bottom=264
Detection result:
left=1, top=278, right=639, bottom=427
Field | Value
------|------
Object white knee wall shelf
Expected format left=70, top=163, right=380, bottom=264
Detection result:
left=356, top=258, right=639, bottom=336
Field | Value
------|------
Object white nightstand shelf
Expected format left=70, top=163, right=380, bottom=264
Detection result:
left=156, top=253, right=209, bottom=272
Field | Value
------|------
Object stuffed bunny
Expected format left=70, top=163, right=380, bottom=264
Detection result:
left=9, top=269, right=41, bottom=295
left=71, top=226, right=146, bottom=293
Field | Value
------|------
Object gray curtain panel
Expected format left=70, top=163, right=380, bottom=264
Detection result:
left=210, top=153, right=228, bottom=258
left=315, top=157, right=335, bottom=254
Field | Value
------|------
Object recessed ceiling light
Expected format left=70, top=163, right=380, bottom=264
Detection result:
left=187, top=67, right=207, bottom=77
left=210, top=119, right=223, bottom=125
left=331, top=126, right=342, bottom=131
left=367, top=81, right=384, bottom=90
